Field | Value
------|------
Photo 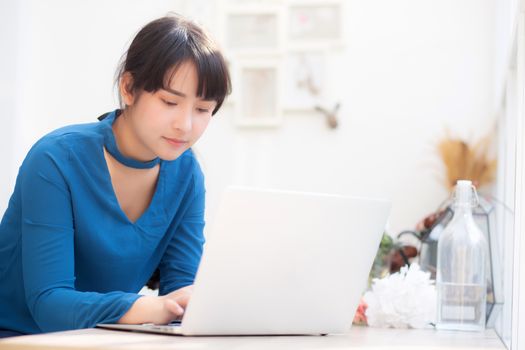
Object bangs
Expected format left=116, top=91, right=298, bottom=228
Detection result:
left=163, top=44, right=231, bottom=114
left=194, top=50, right=231, bottom=105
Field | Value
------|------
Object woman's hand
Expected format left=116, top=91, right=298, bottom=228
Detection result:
left=118, top=285, right=193, bottom=325
left=161, top=285, right=193, bottom=315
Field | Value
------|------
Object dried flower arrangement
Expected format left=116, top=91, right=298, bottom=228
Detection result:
left=437, top=130, right=497, bottom=192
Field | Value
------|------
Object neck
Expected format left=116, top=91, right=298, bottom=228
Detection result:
left=454, top=203, right=472, bottom=216
left=112, top=109, right=157, bottom=162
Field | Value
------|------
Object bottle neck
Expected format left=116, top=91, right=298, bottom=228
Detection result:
left=453, top=203, right=473, bottom=217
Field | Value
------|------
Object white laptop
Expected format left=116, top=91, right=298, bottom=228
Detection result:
left=97, top=187, right=391, bottom=336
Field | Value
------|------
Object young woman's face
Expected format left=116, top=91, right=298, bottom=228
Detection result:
left=124, top=61, right=217, bottom=161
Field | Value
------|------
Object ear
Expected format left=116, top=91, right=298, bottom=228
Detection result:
left=119, top=72, right=136, bottom=106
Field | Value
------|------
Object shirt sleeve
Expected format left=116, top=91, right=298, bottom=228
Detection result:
left=20, top=139, right=141, bottom=332
left=158, top=162, right=206, bottom=296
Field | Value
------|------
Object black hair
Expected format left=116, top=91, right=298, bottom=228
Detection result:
left=115, top=13, right=231, bottom=115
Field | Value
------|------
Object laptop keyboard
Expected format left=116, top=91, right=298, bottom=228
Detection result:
left=144, top=320, right=182, bottom=333
left=148, top=325, right=180, bottom=333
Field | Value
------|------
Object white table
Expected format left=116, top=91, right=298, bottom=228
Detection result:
left=0, top=326, right=506, bottom=350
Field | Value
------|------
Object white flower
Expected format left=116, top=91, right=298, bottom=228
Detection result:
left=363, top=263, right=436, bottom=329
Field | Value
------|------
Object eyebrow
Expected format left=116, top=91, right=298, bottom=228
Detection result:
left=162, top=88, right=217, bottom=102
left=163, top=87, right=186, bottom=97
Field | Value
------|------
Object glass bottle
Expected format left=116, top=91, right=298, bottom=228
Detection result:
left=436, top=180, right=488, bottom=331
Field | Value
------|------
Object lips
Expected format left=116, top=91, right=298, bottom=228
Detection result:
left=163, top=137, right=188, bottom=147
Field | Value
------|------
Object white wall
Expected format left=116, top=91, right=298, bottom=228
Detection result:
left=1, top=0, right=496, bottom=236
left=199, top=0, right=497, bottom=234
left=494, top=0, right=519, bottom=106
left=0, top=0, right=19, bottom=215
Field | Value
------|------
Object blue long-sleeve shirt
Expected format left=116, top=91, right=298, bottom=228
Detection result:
left=0, top=110, right=206, bottom=334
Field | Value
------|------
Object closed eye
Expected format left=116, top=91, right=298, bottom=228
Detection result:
left=197, top=108, right=210, bottom=113
left=163, top=99, right=178, bottom=106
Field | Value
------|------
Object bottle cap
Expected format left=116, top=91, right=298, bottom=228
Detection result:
left=454, top=180, right=480, bottom=208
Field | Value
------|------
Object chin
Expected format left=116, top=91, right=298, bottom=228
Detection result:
left=158, top=149, right=187, bottom=162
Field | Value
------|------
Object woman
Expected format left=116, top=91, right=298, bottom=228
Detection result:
left=0, top=13, right=231, bottom=336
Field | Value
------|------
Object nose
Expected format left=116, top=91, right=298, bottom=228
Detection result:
left=172, top=106, right=192, bottom=133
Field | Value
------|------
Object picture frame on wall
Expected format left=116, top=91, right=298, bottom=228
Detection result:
left=234, top=59, right=282, bottom=127
left=286, top=0, right=343, bottom=49
left=283, top=50, right=325, bottom=111
left=221, top=7, right=283, bottom=54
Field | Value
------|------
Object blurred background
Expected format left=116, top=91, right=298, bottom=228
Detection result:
left=0, top=0, right=501, bottom=235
